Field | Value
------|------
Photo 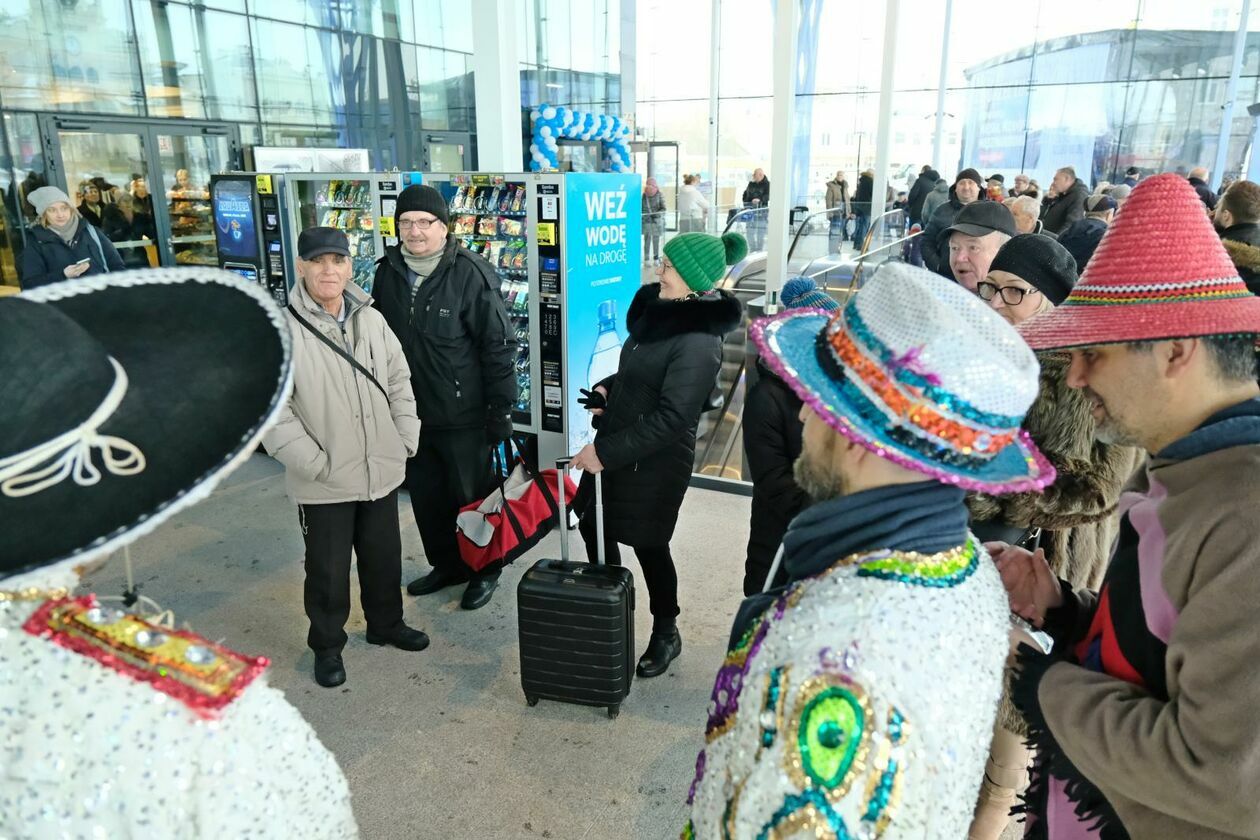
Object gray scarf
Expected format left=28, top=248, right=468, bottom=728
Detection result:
left=49, top=213, right=80, bottom=245
left=401, top=242, right=444, bottom=279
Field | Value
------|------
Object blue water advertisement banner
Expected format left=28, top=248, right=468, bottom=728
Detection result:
left=563, top=172, right=642, bottom=458
left=212, top=178, right=258, bottom=261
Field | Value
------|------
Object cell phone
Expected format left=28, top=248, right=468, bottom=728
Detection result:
left=75, top=257, right=91, bottom=266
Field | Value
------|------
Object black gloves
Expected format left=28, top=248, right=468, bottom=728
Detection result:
left=486, top=411, right=513, bottom=444
left=577, top=388, right=607, bottom=411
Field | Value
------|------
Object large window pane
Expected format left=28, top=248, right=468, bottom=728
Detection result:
left=0, top=0, right=143, bottom=114
left=1, top=113, right=47, bottom=286
left=636, top=0, right=711, bottom=101
left=417, top=47, right=474, bottom=130
left=413, top=0, right=473, bottom=52
left=132, top=1, right=257, bottom=121
left=718, top=0, right=773, bottom=98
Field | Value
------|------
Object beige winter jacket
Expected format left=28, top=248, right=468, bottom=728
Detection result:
left=262, top=279, right=419, bottom=504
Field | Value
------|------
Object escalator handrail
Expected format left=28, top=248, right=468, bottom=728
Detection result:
left=697, top=352, right=748, bottom=471
left=721, top=206, right=769, bottom=235
left=784, top=206, right=850, bottom=263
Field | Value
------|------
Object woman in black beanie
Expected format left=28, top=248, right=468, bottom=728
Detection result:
left=965, top=232, right=1145, bottom=838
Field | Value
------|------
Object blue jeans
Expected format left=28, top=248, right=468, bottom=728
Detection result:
left=852, top=214, right=870, bottom=252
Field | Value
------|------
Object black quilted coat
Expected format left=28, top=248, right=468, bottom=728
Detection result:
left=587, top=283, right=742, bottom=547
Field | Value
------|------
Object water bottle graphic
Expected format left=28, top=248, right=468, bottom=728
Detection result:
left=582, top=299, right=623, bottom=448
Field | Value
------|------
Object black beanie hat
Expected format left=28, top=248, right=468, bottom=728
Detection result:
left=395, top=184, right=449, bottom=226
left=989, top=233, right=1078, bottom=305
left=955, top=168, right=984, bottom=188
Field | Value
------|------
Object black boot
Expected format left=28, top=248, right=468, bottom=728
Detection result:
left=314, top=653, right=346, bottom=688
left=365, top=623, right=431, bottom=652
left=636, top=627, right=682, bottom=678
left=460, top=575, right=498, bottom=610
left=407, top=566, right=467, bottom=596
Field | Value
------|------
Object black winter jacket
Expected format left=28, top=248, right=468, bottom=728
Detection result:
left=852, top=174, right=874, bottom=217
left=19, top=221, right=125, bottom=290
left=921, top=193, right=971, bottom=277
left=742, top=358, right=806, bottom=595
left=1057, top=217, right=1109, bottom=272
left=906, top=170, right=938, bottom=224
left=742, top=178, right=770, bottom=207
left=1189, top=176, right=1218, bottom=211
left=1039, top=178, right=1088, bottom=234
left=588, top=284, right=742, bottom=547
left=371, top=236, right=516, bottom=431
left=1220, top=222, right=1260, bottom=295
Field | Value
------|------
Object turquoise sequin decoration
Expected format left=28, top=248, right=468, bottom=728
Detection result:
left=855, top=539, right=979, bottom=588
left=759, top=667, right=786, bottom=749
left=756, top=789, right=853, bottom=840
left=842, top=305, right=1023, bottom=429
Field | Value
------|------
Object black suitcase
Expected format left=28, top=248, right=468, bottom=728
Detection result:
left=517, top=461, right=634, bottom=718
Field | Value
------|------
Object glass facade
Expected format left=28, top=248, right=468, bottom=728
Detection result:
left=0, top=0, right=624, bottom=286
left=636, top=0, right=1260, bottom=210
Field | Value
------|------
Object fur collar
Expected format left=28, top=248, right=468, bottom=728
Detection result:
left=1223, top=237, right=1260, bottom=273
left=626, top=283, right=743, bottom=343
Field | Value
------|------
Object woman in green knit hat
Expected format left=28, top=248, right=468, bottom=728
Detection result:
left=570, top=232, right=746, bottom=677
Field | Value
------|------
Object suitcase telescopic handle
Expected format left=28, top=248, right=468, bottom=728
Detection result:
left=555, top=458, right=604, bottom=566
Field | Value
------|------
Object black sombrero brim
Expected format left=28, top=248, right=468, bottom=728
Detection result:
left=2, top=268, right=292, bottom=577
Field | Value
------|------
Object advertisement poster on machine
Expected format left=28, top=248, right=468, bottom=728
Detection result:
left=564, top=172, right=643, bottom=459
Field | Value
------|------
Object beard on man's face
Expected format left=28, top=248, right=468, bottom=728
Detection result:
left=793, top=436, right=848, bottom=503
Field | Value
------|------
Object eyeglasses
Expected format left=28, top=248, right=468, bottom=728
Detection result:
left=976, top=281, right=1040, bottom=306
left=398, top=217, right=440, bottom=231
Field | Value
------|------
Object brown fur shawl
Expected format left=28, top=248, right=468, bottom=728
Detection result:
left=968, top=351, right=1145, bottom=733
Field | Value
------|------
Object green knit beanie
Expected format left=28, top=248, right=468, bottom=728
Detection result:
left=662, top=232, right=749, bottom=292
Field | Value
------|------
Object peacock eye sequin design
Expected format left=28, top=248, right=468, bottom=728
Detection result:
left=784, top=674, right=872, bottom=799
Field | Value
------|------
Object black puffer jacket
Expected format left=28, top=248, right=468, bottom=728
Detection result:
left=1057, top=217, right=1109, bottom=272
left=921, top=191, right=976, bottom=277
left=588, top=284, right=742, bottom=547
left=372, top=236, right=516, bottom=431
left=1040, top=178, right=1089, bottom=234
left=907, top=169, right=938, bottom=224
left=18, top=221, right=125, bottom=290
left=742, top=358, right=806, bottom=595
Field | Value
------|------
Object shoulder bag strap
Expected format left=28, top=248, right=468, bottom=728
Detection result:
left=84, top=224, right=109, bottom=274
left=286, top=304, right=390, bottom=404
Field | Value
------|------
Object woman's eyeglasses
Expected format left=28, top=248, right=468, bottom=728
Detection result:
left=977, top=281, right=1040, bottom=306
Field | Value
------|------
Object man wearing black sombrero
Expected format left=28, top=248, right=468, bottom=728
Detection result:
left=0, top=268, right=359, bottom=837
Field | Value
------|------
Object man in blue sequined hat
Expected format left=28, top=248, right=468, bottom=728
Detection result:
left=684, top=262, right=1055, bottom=839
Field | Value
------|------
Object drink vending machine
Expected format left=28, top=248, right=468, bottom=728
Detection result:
left=210, top=171, right=417, bottom=303
left=423, top=171, right=643, bottom=466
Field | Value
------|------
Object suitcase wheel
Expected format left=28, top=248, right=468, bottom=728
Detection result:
left=526, top=695, right=539, bottom=707
left=607, top=704, right=620, bottom=719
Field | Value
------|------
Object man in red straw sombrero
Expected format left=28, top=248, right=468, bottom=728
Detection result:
left=995, top=172, right=1260, bottom=838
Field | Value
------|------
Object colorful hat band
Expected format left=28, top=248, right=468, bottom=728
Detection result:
left=814, top=313, right=1019, bottom=470
left=1065, top=276, right=1252, bottom=307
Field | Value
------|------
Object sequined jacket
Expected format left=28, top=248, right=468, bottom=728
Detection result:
left=0, top=584, right=359, bottom=838
left=685, top=537, right=1010, bottom=838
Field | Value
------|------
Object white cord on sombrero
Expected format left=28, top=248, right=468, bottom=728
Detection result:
left=0, top=357, right=145, bottom=498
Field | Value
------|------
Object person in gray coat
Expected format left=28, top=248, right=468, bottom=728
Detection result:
left=263, top=227, right=427, bottom=689
left=642, top=177, right=666, bottom=264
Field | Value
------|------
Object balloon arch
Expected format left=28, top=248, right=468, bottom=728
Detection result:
left=528, top=103, right=632, bottom=173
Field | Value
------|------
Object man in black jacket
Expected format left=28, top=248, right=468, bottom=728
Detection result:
left=1217, top=179, right=1260, bottom=295
left=742, top=169, right=770, bottom=251
left=1188, top=166, right=1218, bottom=211
left=372, top=184, right=517, bottom=610
left=907, top=166, right=937, bottom=226
left=1039, top=167, right=1089, bottom=234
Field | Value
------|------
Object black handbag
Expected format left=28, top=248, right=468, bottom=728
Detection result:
left=286, top=304, right=389, bottom=403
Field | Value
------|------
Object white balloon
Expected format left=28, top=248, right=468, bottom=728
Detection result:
left=530, top=109, right=540, bottom=121
left=561, top=110, right=574, bottom=126
left=539, top=125, right=552, bottom=138
left=542, top=106, right=556, bottom=120
left=529, top=143, right=539, bottom=154
left=544, top=136, right=557, bottom=148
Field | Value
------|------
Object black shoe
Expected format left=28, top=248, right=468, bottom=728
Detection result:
left=636, top=628, right=682, bottom=678
left=365, top=624, right=431, bottom=652
left=406, top=567, right=467, bottom=596
left=314, top=654, right=346, bottom=688
left=460, top=576, right=498, bottom=610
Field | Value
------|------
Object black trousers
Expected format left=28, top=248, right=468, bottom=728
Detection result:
left=300, top=490, right=405, bottom=657
left=405, top=427, right=500, bottom=580
left=578, top=509, right=679, bottom=632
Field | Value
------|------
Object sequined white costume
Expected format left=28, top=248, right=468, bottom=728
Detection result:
left=686, top=537, right=1010, bottom=839
left=0, top=567, right=359, bottom=839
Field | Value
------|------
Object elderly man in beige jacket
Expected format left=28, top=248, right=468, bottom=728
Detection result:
left=264, top=226, right=426, bottom=689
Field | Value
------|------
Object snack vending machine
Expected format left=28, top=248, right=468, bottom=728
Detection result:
left=211, top=171, right=418, bottom=303
left=210, top=173, right=292, bottom=306
left=426, top=172, right=642, bottom=466
left=281, top=172, right=411, bottom=292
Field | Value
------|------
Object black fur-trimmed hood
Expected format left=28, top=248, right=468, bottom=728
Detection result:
left=626, top=283, right=743, bottom=342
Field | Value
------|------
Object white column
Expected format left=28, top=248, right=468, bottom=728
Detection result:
left=707, top=0, right=722, bottom=232
left=620, top=0, right=637, bottom=119
left=1211, top=0, right=1252, bottom=192
left=932, top=0, right=953, bottom=172
left=471, top=0, right=523, bottom=171
left=764, top=0, right=800, bottom=302
left=868, top=0, right=901, bottom=247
